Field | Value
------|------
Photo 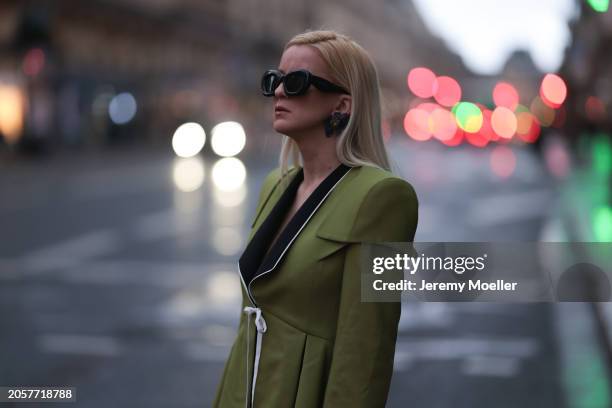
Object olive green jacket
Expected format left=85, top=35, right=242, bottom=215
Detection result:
left=213, top=164, right=419, bottom=408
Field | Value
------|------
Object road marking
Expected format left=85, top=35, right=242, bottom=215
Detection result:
left=182, top=342, right=232, bottom=362
left=467, top=189, right=554, bottom=227
left=131, top=209, right=202, bottom=242
left=461, top=355, right=521, bottom=377
left=38, top=334, right=121, bottom=357
left=394, top=337, right=538, bottom=373
left=21, top=229, right=122, bottom=273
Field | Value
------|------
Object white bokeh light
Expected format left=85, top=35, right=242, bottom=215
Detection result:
left=172, top=122, right=206, bottom=158
left=213, top=184, right=247, bottom=207
left=211, top=157, right=246, bottom=192
left=172, top=157, right=205, bottom=192
left=211, top=121, right=246, bottom=157
left=212, top=227, right=243, bottom=256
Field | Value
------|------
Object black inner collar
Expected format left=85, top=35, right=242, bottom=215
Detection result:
left=239, top=163, right=351, bottom=289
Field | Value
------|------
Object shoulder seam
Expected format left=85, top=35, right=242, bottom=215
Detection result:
left=348, top=177, right=411, bottom=239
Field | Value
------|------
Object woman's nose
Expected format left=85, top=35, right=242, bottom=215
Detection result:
left=274, top=82, right=286, bottom=98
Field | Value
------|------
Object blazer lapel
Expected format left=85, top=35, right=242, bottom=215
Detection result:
left=238, top=163, right=353, bottom=305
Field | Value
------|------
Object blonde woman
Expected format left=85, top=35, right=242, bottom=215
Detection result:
left=213, top=30, right=419, bottom=407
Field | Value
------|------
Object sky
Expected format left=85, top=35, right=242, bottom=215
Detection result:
left=411, top=0, right=580, bottom=75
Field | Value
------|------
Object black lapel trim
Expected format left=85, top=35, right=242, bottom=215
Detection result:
left=238, top=163, right=352, bottom=305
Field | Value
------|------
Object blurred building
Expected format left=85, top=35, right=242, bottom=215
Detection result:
left=0, top=0, right=466, bottom=156
left=560, top=1, right=612, bottom=138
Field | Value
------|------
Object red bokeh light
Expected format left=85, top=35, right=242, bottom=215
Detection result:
left=433, top=76, right=461, bottom=107
left=540, top=74, right=567, bottom=108
left=440, top=128, right=464, bottom=147
left=407, top=67, right=436, bottom=98
left=22, top=48, right=45, bottom=77
left=493, top=82, right=519, bottom=110
left=585, top=96, right=606, bottom=122
left=403, top=109, right=432, bottom=141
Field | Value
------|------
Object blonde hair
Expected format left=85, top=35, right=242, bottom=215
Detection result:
left=277, top=30, right=391, bottom=185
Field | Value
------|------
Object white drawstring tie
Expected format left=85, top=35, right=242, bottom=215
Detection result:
left=243, top=306, right=267, bottom=408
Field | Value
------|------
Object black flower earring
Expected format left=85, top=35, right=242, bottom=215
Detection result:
left=323, top=111, right=350, bottom=137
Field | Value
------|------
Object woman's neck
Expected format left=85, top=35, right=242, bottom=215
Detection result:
left=295, top=138, right=341, bottom=189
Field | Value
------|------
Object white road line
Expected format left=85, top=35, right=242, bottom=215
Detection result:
left=467, top=189, right=554, bottom=227
left=38, top=334, right=121, bottom=357
left=0, top=257, right=238, bottom=287
left=182, top=343, right=232, bottom=362
left=21, top=229, right=122, bottom=273
left=131, top=208, right=202, bottom=242
left=461, top=355, right=521, bottom=377
left=394, top=337, right=538, bottom=373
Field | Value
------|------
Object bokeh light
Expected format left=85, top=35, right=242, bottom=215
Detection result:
left=22, top=48, right=45, bottom=77
left=593, top=206, right=612, bottom=242
left=453, top=102, right=483, bottom=133
left=493, top=82, right=519, bottom=110
left=206, top=271, right=242, bottom=305
left=212, top=227, right=243, bottom=256
left=440, top=128, right=464, bottom=147
left=403, top=108, right=432, bottom=141
left=172, top=122, right=206, bottom=158
left=490, top=145, right=516, bottom=178
left=213, top=184, right=247, bottom=207
left=530, top=96, right=556, bottom=127
left=429, top=107, right=457, bottom=141
left=491, top=107, right=517, bottom=139
left=551, top=105, right=567, bottom=128
left=478, top=109, right=496, bottom=141
left=0, top=84, right=24, bottom=144
left=211, top=121, right=246, bottom=157
left=516, top=111, right=541, bottom=143
left=540, top=74, right=567, bottom=108
left=211, top=157, right=246, bottom=192
left=407, top=67, right=436, bottom=98
left=516, top=111, right=533, bottom=135
left=587, top=0, right=610, bottom=12
left=173, top=157, right=205, bottom=192
left=433, top=76, right=461, bottom=107
left=465, top=129, right=489, bottom=148
left=585, top=96, right=606, bottom=122
left=108, top=92, right=137, bottom=125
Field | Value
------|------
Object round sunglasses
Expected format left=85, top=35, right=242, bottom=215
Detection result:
left=261, top=69, right=350, bottom=97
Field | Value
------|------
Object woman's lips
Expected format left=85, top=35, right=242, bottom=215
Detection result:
left=275, top=106, right=290, bottom=113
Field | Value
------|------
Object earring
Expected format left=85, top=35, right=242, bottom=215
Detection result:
left=323, top=111, right=350, bottom=137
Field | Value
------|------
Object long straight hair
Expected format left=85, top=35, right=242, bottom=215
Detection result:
left=277, top=30, right=391, bottom=186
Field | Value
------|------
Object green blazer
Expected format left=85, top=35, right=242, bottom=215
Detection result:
left=213, top=163, right=419, bottom=408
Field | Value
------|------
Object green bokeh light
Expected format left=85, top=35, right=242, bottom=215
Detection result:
left=587, top=0, right=609, bottom=12
left=592, top=135, right=612, bottom=176
left=452, top=102, right=483, bottom=133
left=593, top=206, right=612, bottom=242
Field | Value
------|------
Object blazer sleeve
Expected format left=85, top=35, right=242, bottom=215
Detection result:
left=322, top=177, right=419, bottom=408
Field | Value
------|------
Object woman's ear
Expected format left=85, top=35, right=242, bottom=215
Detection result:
left=334, top=94, right=352, bottom=114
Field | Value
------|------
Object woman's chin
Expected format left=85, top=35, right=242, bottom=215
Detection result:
left=273, top=120, right=295, bottom=135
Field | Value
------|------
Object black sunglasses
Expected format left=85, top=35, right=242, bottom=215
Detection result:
left=261, top=69, right=350, bottom=97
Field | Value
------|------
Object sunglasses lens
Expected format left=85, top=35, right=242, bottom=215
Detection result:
left=284, top=71, right=308, bottom=95
left=261, top=72, right=279, bottom=95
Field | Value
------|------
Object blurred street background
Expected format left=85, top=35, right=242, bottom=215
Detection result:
left=0, top=0, right=611, bottom=407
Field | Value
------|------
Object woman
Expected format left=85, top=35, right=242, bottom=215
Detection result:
left=213, top=30, right=418, bottom=407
